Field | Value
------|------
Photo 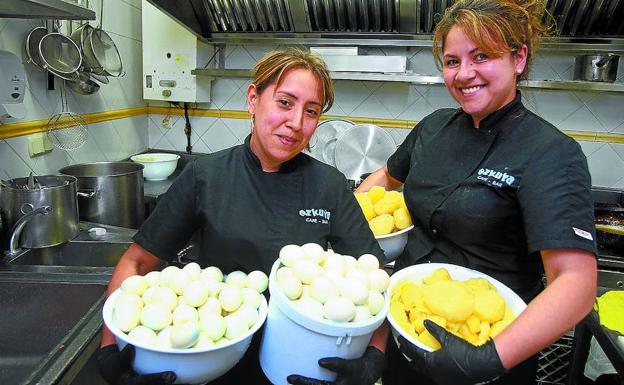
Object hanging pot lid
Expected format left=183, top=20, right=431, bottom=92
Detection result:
left=306, top=119, right=355, bottom=166
left=334, top=123, right=396, bottom=180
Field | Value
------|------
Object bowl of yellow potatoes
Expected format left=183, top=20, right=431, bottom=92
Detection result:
left=354, top=186, right=414, bottom=261
left=387, top=263, right=527, bottom=355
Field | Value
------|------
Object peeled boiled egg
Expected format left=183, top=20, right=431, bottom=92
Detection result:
left=199, top=313, right=226, bottom=341
left=357, top=254, right=380, bottom=272
left=172, top=304, right=199, bottom=325
left=246, top=270, right=269, bottom=293
left=279, top=244, right=305, bottom=267
left=140, top=304, right=173, bottom=331
left=168, top=269, right=191, bottom=295
left=219, top=284, right=243, bottom=312
left=159, top=265, right=180, bottom=288
left=343, top=255, right=358, bottom=271
left=353, top=305, right=372, bottom=322
left=323, top=296, right=356, bottom=322
left=183, top=280, right=209, bottom=307
left=323, top=254, right=347, bottom=276
left=293, top=259, right=323, bottom=284
left=301, top=243, right=325, bottom=263
left=201, top=266, right=223, bottom=282
left=241, top=287, right=262, bottom=309
left=156, top=326, right=173, bottom=349
left=233, top=303, right=259, bottom=328
left=198, top=297, right=222, bottom=319
left=368, top=269, right=390, bottom=293
left=113, top=301, right=141, bottom=332
left=345, top=269, right=369, bottom=289
left=193, top=331, right=215, bottom=348
left=147, top=286, right=178, bottom=311
left=310, top=275, right=339, bottom=304
left=340, top=278, right=369, bottom=305
left=182, top=262, right=202, bottom=280
left=277, top=274, right=303, bottom=300
left=367, top=290, right=385, bottom=316
left=276, top=266, right=294, bottom=282
left=144, top=271, right=161, bottom=288
left=121, top=275, right=148, bottom=296
left=128, top=325, right=157, bottom=347
left=202, top=278, right=222, bottom=297
left=170, top=323, right=200, bottom=349
left=225, top=271, right=248, bottom=288
left=295, top=297, right=324, bottom=320
left=224, top=314, right=248, bottom=340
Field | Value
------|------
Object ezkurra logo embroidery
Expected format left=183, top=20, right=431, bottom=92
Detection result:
left=477, top=168, right=517, bottom=188
left=299, top=208, right=331, bottom=224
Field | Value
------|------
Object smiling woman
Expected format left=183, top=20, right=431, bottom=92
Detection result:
left=96, top=47, right=384, bottom=385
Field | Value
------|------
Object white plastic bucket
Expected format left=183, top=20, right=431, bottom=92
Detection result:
left=259, top=260, right=389, bottom=384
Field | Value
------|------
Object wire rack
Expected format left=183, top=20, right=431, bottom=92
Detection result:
left=537, top=334, right=575, bottom=385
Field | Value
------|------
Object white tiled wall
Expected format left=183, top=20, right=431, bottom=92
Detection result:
left=0, top=0, right=147, bottom=179
left=149, top=44, right=624, bottom=188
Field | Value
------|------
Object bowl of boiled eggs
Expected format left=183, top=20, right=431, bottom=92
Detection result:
left=102, top=263, right=269, bottom=384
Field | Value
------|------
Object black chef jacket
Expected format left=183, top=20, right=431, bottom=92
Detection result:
left=134, top=135, right=383, bottom=274
left=387, top=92, right=597, bottom=302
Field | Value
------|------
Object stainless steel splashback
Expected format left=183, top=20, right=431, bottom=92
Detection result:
left=147, top=0, right=624, bottom=39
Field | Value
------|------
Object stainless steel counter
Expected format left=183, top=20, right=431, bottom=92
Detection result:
left=0, top=222, right=136, bottom=385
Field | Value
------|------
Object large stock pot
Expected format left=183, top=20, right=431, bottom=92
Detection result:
left=0, top=175, right=79, bottom=248
left=59, top=162, right=144, bottom=229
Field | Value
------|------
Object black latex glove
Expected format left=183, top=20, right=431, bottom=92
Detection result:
left=397, top=320, right=508, bottom=385
left=96, top=344, right=177, bottom=385
left=286, top=346, right=387, bottom=385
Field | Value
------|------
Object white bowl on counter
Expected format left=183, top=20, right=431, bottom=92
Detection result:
left=376, top=225, right=414, bottom=262
left=130, top=153, right=180, bottom=181
left=102, top=289, right=268, bottom=384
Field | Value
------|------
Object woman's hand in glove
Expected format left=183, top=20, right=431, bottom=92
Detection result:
left=286, top=346, right=387, bottom=385
left=96, top=344, right=177, bottom=385
left=397, top=320, right=508, bottom=385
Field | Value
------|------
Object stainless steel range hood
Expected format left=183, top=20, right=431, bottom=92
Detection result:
left=147, top=0, right=623, bottom=41
left=0, top=0, right=96, bottom=20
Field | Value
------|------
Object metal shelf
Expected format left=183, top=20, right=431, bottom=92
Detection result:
left=0, top=0, right=96, bottom=20
left=192, top=68, right=624, bottom=93
left=201, top=34, right=624, bottom=53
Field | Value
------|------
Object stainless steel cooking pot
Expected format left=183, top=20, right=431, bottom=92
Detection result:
left=59, top=162, right=144, bottom=229
left=574, top=54, right=620, bottom=82
left=0, top=175, right=79, bottom=249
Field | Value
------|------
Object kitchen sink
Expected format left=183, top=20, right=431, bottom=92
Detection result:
left=7, top=241, right=130, bottom=267
left=0, top=279, right=106, bottom=385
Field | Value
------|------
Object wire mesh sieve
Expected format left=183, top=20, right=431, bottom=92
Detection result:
left=47, top=82, right=88, bottom=151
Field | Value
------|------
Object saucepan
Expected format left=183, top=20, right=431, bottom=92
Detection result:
left=574, top=54, right=620, bottom=83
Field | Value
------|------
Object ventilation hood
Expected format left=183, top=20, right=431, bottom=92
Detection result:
left=0, top=0, right=95, bottom=20
left=147, top=0, right=623, bottom=42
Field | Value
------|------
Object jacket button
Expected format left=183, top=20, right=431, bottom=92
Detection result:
left=432, top=228, right=438, bottom=235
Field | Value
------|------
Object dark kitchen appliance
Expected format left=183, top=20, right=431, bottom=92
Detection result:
left=592, top=187, right=624, bottom=290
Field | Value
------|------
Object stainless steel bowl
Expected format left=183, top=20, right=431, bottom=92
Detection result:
left=66, top=72, right=100, bottom=95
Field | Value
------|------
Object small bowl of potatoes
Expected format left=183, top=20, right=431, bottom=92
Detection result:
left=387, top=263, right=527, bottom=356
left=354, top=186, right=414, bottom=262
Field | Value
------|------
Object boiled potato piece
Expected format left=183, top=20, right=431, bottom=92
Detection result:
left=474, top=290, right=506, bottom=323
left=373, top=196, right=401, bottom=216
left=417, top=329, right=441, bottom=351
left=368, top=186, right=386, bottom=203
left=422, top=268, right=451, bottom=284
left=369, top=214, right=395, bottom=236
left=393, top=207, right=413, bottom=230
left=423, top=281, right=474, bottom=322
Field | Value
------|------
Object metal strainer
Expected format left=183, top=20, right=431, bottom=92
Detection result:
left=39, top=32, right=82, bottom=74
left=47, top=81, right=89, bottom=151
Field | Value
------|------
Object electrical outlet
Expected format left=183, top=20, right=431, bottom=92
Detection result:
left=162, top=116, right=171, bottom=129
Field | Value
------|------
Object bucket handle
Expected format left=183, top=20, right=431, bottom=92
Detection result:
left=336, top=333, right=353, bottom=346
left=77, top=189, right=97, bottom=198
